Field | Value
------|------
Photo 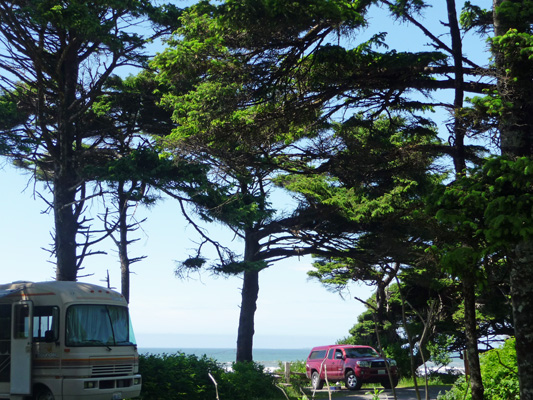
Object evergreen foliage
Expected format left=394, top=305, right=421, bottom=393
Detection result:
left=0, top=0, right=175, bottom=280
left=139, top=352, right=283, bottom=400
left=438, top=337, right=519, bottom=400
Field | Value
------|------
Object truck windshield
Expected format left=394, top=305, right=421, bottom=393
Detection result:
left=66, top=304, right=136, bottom=347
left=345, top=347, right=380, bottom=358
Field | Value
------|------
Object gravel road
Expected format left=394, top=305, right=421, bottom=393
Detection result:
left=307, top=385, right=451, bottom=400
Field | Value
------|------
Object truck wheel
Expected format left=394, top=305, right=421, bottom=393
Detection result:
left=34, top=387, right=55, bottom=400
left=311, top=371, right=324, bottom=390
left=345, top=370, right=362, bottom=390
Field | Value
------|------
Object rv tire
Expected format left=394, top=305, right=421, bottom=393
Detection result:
left=34, top=387, right=54, bottom=400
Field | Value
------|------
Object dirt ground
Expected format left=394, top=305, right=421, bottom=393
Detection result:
left=306, top=385, right=452, bottom=400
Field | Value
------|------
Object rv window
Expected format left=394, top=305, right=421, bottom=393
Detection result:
left=66, top=305, right=136, bottom=347
left=13, top=303, right=30, bottom=339
left=33, top=306, right=59, bottom=342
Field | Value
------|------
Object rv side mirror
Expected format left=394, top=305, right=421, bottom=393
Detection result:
left=44, top=330, right=55, bottom=343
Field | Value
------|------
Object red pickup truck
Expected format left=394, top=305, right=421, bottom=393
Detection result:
left=305, top=344, right=399, bottom=390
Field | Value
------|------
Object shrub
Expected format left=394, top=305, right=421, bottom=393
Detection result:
left=437, top=337, right=518, bottom=400
left=139, top=352, right=284, bottom=400
left=219, top=362, right=282, bottom=400
left=139, top=352, right=223, bottom=400
left=478, top=338, right=519, bottom=400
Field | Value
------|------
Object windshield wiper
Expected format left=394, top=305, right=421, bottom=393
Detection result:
left=84, top=340, right=112, bottom=350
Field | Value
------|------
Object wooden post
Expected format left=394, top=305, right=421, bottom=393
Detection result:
left=284, top=361, right=290, bottom=384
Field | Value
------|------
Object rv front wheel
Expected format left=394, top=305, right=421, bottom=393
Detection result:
left=34, top=387, right=54, bottom=400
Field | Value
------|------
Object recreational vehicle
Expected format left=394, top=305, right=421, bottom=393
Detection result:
left=0, top=281, right=141, bottom=400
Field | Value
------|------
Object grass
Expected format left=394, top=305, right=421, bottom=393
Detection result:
left=273, top=376, right=454, bottom=399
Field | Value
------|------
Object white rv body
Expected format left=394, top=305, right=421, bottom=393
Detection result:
left=0, top=281, right=141, bottom=400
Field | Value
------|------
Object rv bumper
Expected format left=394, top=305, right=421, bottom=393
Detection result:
left=62, top=374, right=142, bottom=400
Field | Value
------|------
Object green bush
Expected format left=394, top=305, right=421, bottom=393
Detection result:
left=139, top=352, right=223, bottom=400
left=478, top=338, right=519, bottom=400
left=437, top=337, right=519, bottom=400
left=139, top=352, right=284, bottom=400
left=219, top=361, right=282, bottom=400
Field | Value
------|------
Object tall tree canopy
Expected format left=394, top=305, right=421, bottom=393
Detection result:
left=152, top=0, right=375, bottom=362
left=0, top=0, right=174, bottom=280
left=153, top=0, right=533, bottom=397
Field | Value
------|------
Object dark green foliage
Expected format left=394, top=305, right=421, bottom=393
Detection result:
left=0, top=90, right=27, bottom=132
left=139, top=352, right=221, bottom=400
left=87, top=146, right=210, bottom=202
left=387, top=0, right=428, bottom=20
left=213, top=260, right=268, bottom=275
left=433, top=156, right=533, bottom=265
left=439, top=337, right=519, bottom=400
left=460, top=2, right=493, bottom=34
left=340, top=277, right=462, bottom=378
left=139, top=352, right=283, bottom=400
left=0, top=0, right=172, bottom=280
left=219, top=361, right=281, bottom=400
left=0, top=89, right=33, bottom=156
left=479, top=337, right=519, bottom=399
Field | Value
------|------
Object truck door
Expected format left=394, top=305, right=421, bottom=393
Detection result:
left=331, top=349, right=345, bottom=380
left=10, top=301, right=33, bottom=396
left=324, top=348, right=343, bottom=380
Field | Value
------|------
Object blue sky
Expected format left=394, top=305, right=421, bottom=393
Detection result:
left=0, top=162, right=372, bottom=349
left=0, top=0, right=486, bottom=350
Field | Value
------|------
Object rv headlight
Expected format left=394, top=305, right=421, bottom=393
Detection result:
left=388, top=359, right=397, bottom=367
left=356, top=360, right=371, bottom=368
left=84, top=381, right=97, bottom=389
left=134, top=377, right=142, bottom=385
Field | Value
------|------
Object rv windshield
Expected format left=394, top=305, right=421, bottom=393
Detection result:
left=66, top=305, right=136, bottom=347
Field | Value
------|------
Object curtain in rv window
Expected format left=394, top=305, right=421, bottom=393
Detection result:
left=66, top=305, right=133, bottom=346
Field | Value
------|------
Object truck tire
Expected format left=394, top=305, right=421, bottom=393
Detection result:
left=311, top=371, right=324, bottom=390
left=345, top=370, right=362, bottom=390
left=382, top=377, right=399, bottom=389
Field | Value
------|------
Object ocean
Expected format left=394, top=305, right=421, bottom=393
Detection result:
left=139, top=348, right=310, bottom=370
left=139, top=347, right=466, bottom=375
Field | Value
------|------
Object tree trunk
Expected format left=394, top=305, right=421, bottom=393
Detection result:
left=446, top=1, right=484, bottom=398
left=118, top=182, right=130, bottom=303
left=54, top=42, right=81, bottom=282
left=54, top=172, right=79, bottom=281
left=462, top=273, right=484, bottom=400
left=236, top=229, right=261, bottom=363
left=236, top=269, right=259, bottom=362
left=510, top=241, right=533, bottom=399
left=493, top=2, right=533, bottom=397
left=446, top=0, right=466, bottom=175
left=493, top=0, right=533, bottom=157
